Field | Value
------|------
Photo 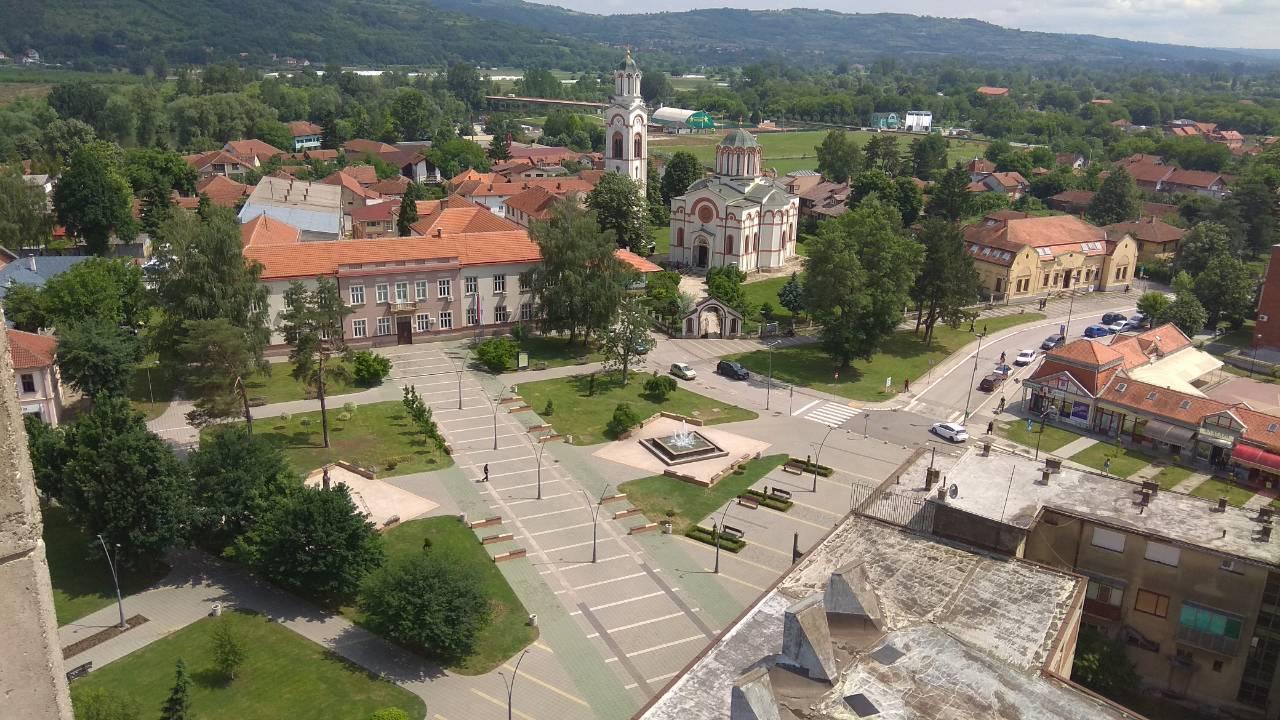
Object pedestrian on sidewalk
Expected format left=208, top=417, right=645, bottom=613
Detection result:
left=999, top=351, right=1006, bottom=364
left=986, top=420, right=994, bottom=436
left=903, top=378, right=910, bottom=393
left=481, top=463, right=489, bottom=482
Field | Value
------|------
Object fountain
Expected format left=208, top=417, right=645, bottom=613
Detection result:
left=641, top=419, right=729, bottom=466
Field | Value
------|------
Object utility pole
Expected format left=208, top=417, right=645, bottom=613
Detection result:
left=962, top=332, right=986, bottom=421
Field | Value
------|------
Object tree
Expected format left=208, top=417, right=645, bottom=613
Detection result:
left=706, top=265, right=751, bottom=317
left=56, top=318, right=143, bottom=399
left=446, top=63, right=487, bottom=110
left=893, top=176, right=924, bottom=226
left=815, top=130, right=862, bottom=184
left=74, top=688, right=141, bottom=720
left=925, top=164, right=972, bottom=222
left=0, top=168, right=53, bottom=251
left=235, top=483, right=384, bottom=602
left=401, top=385, right=445, bottom=449
left=487, top=132, right=511, bottom=162
left=54, top=141, right=134, bottom=255
left=427, top=138, right=489, bottom=179
left=660, top=151, right=703, bottom=206
left=803, top=198, right=923, bottom=368
left=640, top=71, right=674, bottom=104
left=600, top=296, right=651, bottom=385
left=911, top=220, right=979, bottom=343
left=474, top=336, right=519, bottom=373
left=1159, top=272, right=1208, bottom=336
left=3, top=283, right=50, bottom=333
left=606, top=402, right=641, bottom=437
left=278, top=278, right=353, bottom=448
left=778, top=272, right=805, bottom=318
left=1174, top=222, right=1239, bottom=277
left=863, top=134, right=903, bottom=175
left=1086, top=167, right=1139, bottom=226
left=1071, top=626, right=1140, bottom=702
left=48, top=396, right=189, bottom=569
left=396, top=191, right=419, bottom=237
left=1224, top=180, right=1278, bottom=256
left=389, top=88, right=438, bottom=141
left=187, top=428, right=295, bottom=548
left=42, top=257, right=147, bottom=330
left=211, top=617, right=247, bottom=681
left=644, top=374, right=677, bottom=401
left=909, top=133, right=948, bottom=180
left=1136, top=292, right=1170, bottom=326
left=160, top=659, right=191, bottom=720
left=24, top=414, right=66, bottom=498
left=526, top=201, right=628, bottom=345
left=587, top=173, right=649, bottom=252
left=179, top=318, right=266, bottom=432
left=1194, top=255, right=1255, bottom=329
left=351, top=350, right=392, bottom=386
left=359, top=553, right=489, bottom=662
left=646, top=158, right=668, bottom=226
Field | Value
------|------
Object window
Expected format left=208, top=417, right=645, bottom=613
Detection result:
left=415, top=313, right=430, bottom=332
left=376, top=317, right=392, bottom=336
left=676, top=228, right=684, bottom=247
left=349, top=284, right=366, bottom=305
left=520, top=302, right=533, bottom=321
left=493, top=274, right=506, bottom=293
left=724, top=235, right=734, bottom=255
left=1180, top=603, right=1243, bottom=640
left=1145, top=541, right=1181, bottom=567
left=351, top=318, right=367, bottom=338
left=1213, top=660, right=1224, bottom=673
left=494, top=305, right=509, bottom=323
left=466, top=306, right=479, bottom=325
left=465, top=276, right=478, bottom=295
left=1086, top=579, right=1123, bottom=607
left=438, top=279, right=452, bottom=298
left=1135, top=589, right=1170, bottom=618
left=634, top=133, right=642, bottom=158
left=394, top=282, right=409, bottom=303
left=19, top=373, right=35, bottom=394
left=375, top=283, right=389, bottom=303
left=611, top=132, right=623, bottom=159
left=1091, top=527, right=1126, bottom=553
left=415, top=280, right=428, bottom=300
left=519, top=273, right=531, bottom=291
left=1043, top=272, right=1051, bottom=287
left=1179, top=399, right=1192, bottom=410
left=438, top=311, right=453, bottom=329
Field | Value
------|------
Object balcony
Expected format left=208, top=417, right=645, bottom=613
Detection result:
left=389, top=301, right=417, bottom=314
left=1176, top=625, right=1239, bottom=657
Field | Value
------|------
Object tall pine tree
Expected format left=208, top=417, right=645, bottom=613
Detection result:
left=160, top=659, right=190, bottom=720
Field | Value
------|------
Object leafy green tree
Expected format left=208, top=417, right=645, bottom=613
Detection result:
left=3, top=283, right=50, bottom=332
left=778, top=272, right=805, bottom=318
left=925, top=164, right=972, bottom=221
left=1194, top=256, right=1255, bottom=329
left=446, top=63, right=487, bottom=110
left=401, top=385, right=445, bottom=448
left=211, top=617, right=246, bottom=681
left=1174, top=222, right=1239, bottom=277
left=0, top=168, right=53, bottom=251
left=911, top=220, right=979, bottom=343
left=1225, top=180, right=1278, bottom=256
left=56, top=318, right=143, bottom=399
left=640, top=71, right=674, bottom=104
left=427, top=138, right=489, bottom=178
left=396, top=191, right=419, bottom=237
left=1136, top=292, right=1169, bottom=326
left=706, top=265, right=751, bottom=317
left=644, top=374, right=677, bottom=401
left=606, top=402, right=641, bottom=438
left=815, top=130, right=862, bottom=184
left=1159, top=271, right=1208, bottom=336
left=278, top=278, right=353, bottom=448
left=44, top=257, right=147, bottom=330
left=390, top=88, right=437, bottom=141
left=188, top=428, right=295, bottom=548
left=862, top=134, right=903, bottom=176
left=893, top=176, right=923, bottom=226
left=909, top=133, right=948, bottom=180
left=474, top=336, right=519, bottom=373
left=1071, top=626, right=1140, bottom=702
left=487, top=132, right=511, bottom=162
left=660, top=151, right=703, bottom=205
left=236, top=483, right=384, bottom=603
left=599, top=296, right=651, bottom=385
left=646, top=158, right=668, bottom=226
left=179, top=318, right=267, bottom=432
left=1030, top=169, right=1073, bottom=200
left=351, top=350, right=392, bottom=386
left=159, top=659, right=191, bottom=720
left=54, top=141, right=135, bottom=255
left=1086, top=167, right=1139, bottom=226
left=124, top=148, right=197, bottom=198
left=803, top=198, right=923, bottom=368
left=359, top=553, right=489, bottom=662
left=526, top=201, right=627, bottom=345
left=24, top=414, right=65, bottom=498
left=47, top=396, right=189, bottom=569
left=41, top=118, right=99, bottom=171
left=587, top=172, right=649, bottom=252
left=74, top=687, right=142, bottom=720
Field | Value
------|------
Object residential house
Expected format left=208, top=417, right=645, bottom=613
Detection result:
left=1047, top=190, right=1177, bottom=221
left=1212, top=130, right=1245, bottom=150
left=366, top=175, right=412, bottom=198
left=502, top=185, right=562, bottom=228
left=976, top=86, right=1010, bottom=97
left=1162, top=169, right=1231, bottom=199
left=303, top=149, right=339, bottom=163
left=223, top=139, right=284, bottom=168
left=453, top=176, right=596, bottom=218
left=238, top=176, right=347, bottom=238
left=1105, top=217, right=1188, bottom=262
left=781, top=170, right=822, bottom=196
left=184, top=150, right=252, bottom=180
left=964, top=157, right=996, bottom=179
left=796, top=181, right=850, bottom=222
left=349, top=202, right=400, bottom=239
left=0, top=254, right=91, bottom=301
left=175, top=174, right=251, bottom=211
left=506, top=143, right=593, bottom=168
left=962, top=212, right=1137, bottom=300
left=7, top=329, right=63, bottom=425
left=1056, top=153, right=1088, bottom=171
left=287, top=121, right=324, bottom=151
left=337, top=165, right=378, bottom=187
left=320, top=170, right=383, bottom=211
left=382, top=145, right=440, bottom=184
left=343, top=139, right=397, bottom=158
left=971, top=171, right=1030, bottom=201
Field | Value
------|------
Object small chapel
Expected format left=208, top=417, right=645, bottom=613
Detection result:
left=666, top=129, right=799, bottom=272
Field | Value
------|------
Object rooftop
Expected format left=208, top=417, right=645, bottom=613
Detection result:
left=719, top=128, right=760, bottom=149
left=238, top=177, right=344, bottom=235
left=6, top=328, right=57, bottom=369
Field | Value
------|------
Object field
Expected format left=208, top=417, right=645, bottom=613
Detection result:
left=648, top=129, right=988, bottom=175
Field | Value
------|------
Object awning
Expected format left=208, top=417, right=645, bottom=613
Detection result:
left=1128, top=349, right=1224, bottom=397
left=1142, top=419, right=1196, bottom=446
left=1233, top=444, right=1280, bottom=474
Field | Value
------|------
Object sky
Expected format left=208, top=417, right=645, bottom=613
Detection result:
left=528, top=0, right=1280, bottom=50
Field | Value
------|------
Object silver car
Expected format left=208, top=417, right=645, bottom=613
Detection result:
left=669, top=362, right=697, bottom=381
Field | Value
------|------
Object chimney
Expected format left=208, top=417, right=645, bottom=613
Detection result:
left=26, top=255, right=36, bottom=272
left=1263, top=525, right=1273, bottom=543
left=779, top=594, right=836, bottom=682
left=1041, top=469, right=1051, bottom=485
left=434, top=228, right=443, bottom=238
left=1218, top=497, right=1229, bottom=513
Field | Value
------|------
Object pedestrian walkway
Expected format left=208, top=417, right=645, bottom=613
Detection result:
left=1056, top=435, right=1099, bottom=458
left=1172, top=472, right=1213, bottom=494
left=793, top=399, right=860, bottom=428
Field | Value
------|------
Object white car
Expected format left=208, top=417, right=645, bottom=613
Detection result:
left=931, top=422, right=969, bottom=443
left=1014, top=349, right=1037, bottom=366
left=669, top=362, right=697, bottom=381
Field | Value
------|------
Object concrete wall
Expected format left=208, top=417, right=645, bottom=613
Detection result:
left=930, top=500, right=1027, bottom=556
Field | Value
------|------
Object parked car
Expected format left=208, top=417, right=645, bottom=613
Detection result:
left=1014, top=349, right=1037, bottom=366
left=1125, top=312, right=1147, bottom=330
left=994, top=363, right=1013, bottom=376
left=979, top=373, right=1006, bottom=392
left=931, top=422, right=969, bottom=443
left=633, top=337, right=654, bottom=355
left=1101, top=312, right=1127, bottom=325
left=670, top=362, right=697, bottom=381
left=1040, top=334, right=1065, bottom=350
left=717, top=360, right=750, bottom=380
left=1083, top=324, right=1113, bottom=338
left=1106, top=320, right=1128, bottom=334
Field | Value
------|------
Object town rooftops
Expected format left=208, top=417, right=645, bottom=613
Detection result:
left=1105, top=217, right=1186, bottom=246
left=239, top=214, right=302, bottom=247
left=502, top=185, right=562, bottom=221
left=0, top=254, right=91, bottom=299
left=613, top=249, right=662, bottom=273
left=344, top=139, right=397, bottom=157
left=964, top=213, right=1113, bottom=263
left=321, top=170, right=382, bottom=200
left=184, top=150, right=249, bottom=172
left=287, top=120, right=323, bottom=137
left=366, top=176, right=412, bottom=196
left=6, top=329, right=57, bottom=369
left=183, top=174, right=251, bottom=209
left=975, top=86, right=1010, bottom=96
left=238, top=177, right=344, bottom=235
left=224, top=139, right=284, bottom=163
left=410, top=203, right=521, bottom=236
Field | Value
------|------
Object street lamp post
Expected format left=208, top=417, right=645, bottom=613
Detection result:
left=1063, top=289, right=1077, bottom=339
left=97, top=534, right=127, bottom=629
left=962, top=332, right=987, bottom=421
left=811, top=424, right=836, bottom=492
left=1034, top=407, right=1052, bottom=461
left=585, top=483, right=612, bottom=563
left=534, top=441, right=546, bottom=500
left=765, top=340, right=778, bottom=411
left=499, top=649, right=529, bottom=720
left=713, top=503, right=735, bottom=574
left=491, top=384, right=509, bottom=451
left=863, top=412, right=871, bottom=439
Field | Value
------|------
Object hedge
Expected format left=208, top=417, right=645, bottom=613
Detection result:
left=786, top=457, right=833, bottom=477
left=685, top=525, right=745, bottom=552
left=742, top=489, right=793, bottom=512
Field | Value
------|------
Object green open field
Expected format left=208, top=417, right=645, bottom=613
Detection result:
left=1070, top=443, right=1150, bottom=479
left=70, top=611, right=425, bottom=720
left=999, top=418, right=1083, bottom=454
left=1191, top=477, right=1257, bottom=508
left=619, top=455, right=788, bottom=534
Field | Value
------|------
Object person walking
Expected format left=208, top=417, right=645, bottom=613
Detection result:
left=986, top=420, right=994, bottom=435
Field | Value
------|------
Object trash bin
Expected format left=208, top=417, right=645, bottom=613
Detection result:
left=211, top=602, right=222, bottom=617
left=528, top=613, right=538, bottom=627
left=661, top=521, right=673, bottom=535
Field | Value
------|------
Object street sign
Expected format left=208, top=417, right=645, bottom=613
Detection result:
left=517, top=351, right=529, bottom=370
left=885, top=377, right=892, bottom=389
left=1026, top=418, right=1034, bottom=432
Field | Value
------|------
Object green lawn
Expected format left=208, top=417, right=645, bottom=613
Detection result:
left=504, top=335, right=601, bottom=372
left=246, top=401, right=452, bottom=477
left=743, top=275, right=796, bottom=323
left=343, top=518, right=536, bottom=675
left=70, top=611, right=424, bottom=720
left=1191, top=477, right=1257, bottom=508
left=650, top=225, right=670, bottom=257
left=42, top=505, right=169, bottom=625
left=244, top=360, right=363, bottom=405
left=1151, top=464, right=1195, bottom=491
left=999, top=417, right=1084, bottom=453
left=517, top=373, right=758, bottom=445
left=727, top=313, right=1043, bottom=402
left=129, top=358, right=180, bottom=422
left=619, top=455, right=789, bottom=534
left=1070, top=443, right=1150, bottom=479
left=650, top=130, right=988, bottom=174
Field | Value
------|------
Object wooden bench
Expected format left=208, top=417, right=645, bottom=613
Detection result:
left=66, top=661, right=92, bottom=682
left=736, top=495, right=760, bottom=509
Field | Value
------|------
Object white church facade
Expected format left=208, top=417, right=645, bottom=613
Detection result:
left=604, top=51, right=647, bottom=192
left=667, top=129, right=799, bottom=272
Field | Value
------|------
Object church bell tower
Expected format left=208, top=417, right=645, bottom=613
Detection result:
left=605, top=50, right=647, bottom=192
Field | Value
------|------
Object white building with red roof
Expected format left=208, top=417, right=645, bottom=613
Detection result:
left=6, top=329, right=64, bottom=425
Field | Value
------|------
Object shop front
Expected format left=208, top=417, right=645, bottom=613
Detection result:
left=1230, top=444, right=1280, bottom=490
left=1196, top=413, right=1244, bottom=471
left=1026, top=379, right=1095, bottom=429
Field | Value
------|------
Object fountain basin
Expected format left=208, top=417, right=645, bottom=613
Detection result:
left=641, top=431, right=729, bottom=466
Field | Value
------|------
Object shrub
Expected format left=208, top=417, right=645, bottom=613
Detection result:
left=337, top=412, right=352, bottom=422
left=644, top=374, right=678, bottom=401
left=370, top=710, right=411, bottom=720
left=543, top=399, right=554, bottom=416
left=351, top=350, right=393, bottom=386
left=359, top=553, right=490, bottom=662
left=606, top=402, right=641, bottom=438
left=474, top=336, right=519, bottom=373
left=511, top=323, right=530, bottom=342
left=299, top=417, right=312, bottom=427
left=343, top=402, right=357, bottom=414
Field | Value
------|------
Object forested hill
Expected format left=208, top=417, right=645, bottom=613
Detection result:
left=0, top=0, right=615, bottom=68
left=430, top=0, right=1274, bottom=68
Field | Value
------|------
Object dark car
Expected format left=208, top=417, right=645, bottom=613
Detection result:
left=1040, top=334, right=1065, bottom=351
left=717, top=360, right=750, bottom=380
left=1101, top=312, right=1128, bottom=325
left=1083, top=324, right=1113, bottom=338
left=978, top=373, right=1006, bottom=392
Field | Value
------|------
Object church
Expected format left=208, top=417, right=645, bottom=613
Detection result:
left=666, top=129, right=799, bottom=271
left=604, top=51, right=647, bottom=191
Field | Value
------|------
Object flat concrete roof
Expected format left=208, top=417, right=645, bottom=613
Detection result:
left=640, top=517, right=1130, bottom=720
left=927, top=449, right=1280, bottom=568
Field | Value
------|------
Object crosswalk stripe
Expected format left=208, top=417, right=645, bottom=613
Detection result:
left=803, top=401, right=861, bottom=427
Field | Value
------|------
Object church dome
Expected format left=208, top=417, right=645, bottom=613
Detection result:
left=718, top=128, right=760, bottom=149
left=617, top=50, right=639, bottom=72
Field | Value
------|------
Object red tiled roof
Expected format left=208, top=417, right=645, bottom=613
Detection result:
left=194, top=174, right=251, bottom=208
left=304, top=149, right=339, bottom=162
left=1164, top=168, right=1225, bottom=190
left=964, top=214, right=1109, bottom=260
left=349, top=202, right=398, bottom=222
left=367, top=176, right=412, bottom=196
left=339, top=165, right=378, bottom=186
left=225, top=139, right=284, bottom=162
left=185, top=150, right=247, bottom=172
left=965, top=158, right=996, bottom=174
left=412, top=206, right=521, bottom=236
left=240, top=215, right=301, bottom=247
left=457, top=177, right=595, bottom=199
left=244, top=230, right=540, bottom=280
left=989, top=171, right=1028, bottom=190
left=1029, top=357, right=1115, bottom=397
left=976, top=86, right=1009, bottom=96
left=1047, top=338, right=1124, bottom=367
left=321, top=171, right=382, bottom=200
left=503, top=186, right=562, bottom=220
left=7, top=329, right=57, bottom=369
left=1105, top=217, right=1186, bottom=245
left=1123, top=162, right=1174, bottom=185
left=344, top=139, right=397, bottom=157
left=614, top=249, right=662, bottom=273
left=1099, top=377, right=1230, bottom=426
left=287, top=120, right=323, bottom=137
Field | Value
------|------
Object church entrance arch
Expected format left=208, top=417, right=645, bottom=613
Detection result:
left=700, top=304, right=724, bottom=338
left=694, top=235, right=711, bottom=268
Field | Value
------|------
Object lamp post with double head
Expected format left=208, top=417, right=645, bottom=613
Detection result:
left=811, top=424, right=836, bottom=492
left=499, top=649, right=529, bottom=720
left=585, top=483, right=612, bottom=563
left=97, top=534, right=127, bottom=629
